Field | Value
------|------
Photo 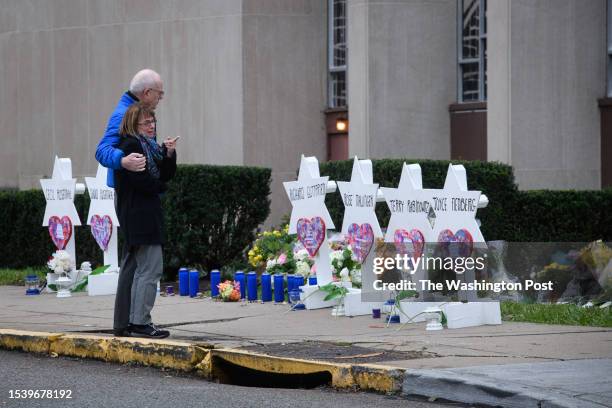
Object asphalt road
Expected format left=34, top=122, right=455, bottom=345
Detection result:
left=0, top=349, right=465, bottom=408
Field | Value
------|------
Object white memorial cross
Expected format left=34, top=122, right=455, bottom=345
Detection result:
left=381, top=163, right=432, bottom=294
left=40, top=157, right=82, bottom=263
left=283, top=155, right=336, bottom=285
left=424, top=164, right=487, bottom=301
left=85, top=164, right=120, bottom=271
left=337, top=157, right=383, bottom=298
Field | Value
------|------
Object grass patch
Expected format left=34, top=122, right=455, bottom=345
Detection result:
left=0, top=268, right=47, bottom=286
left=501, top=301, right=612, bottom=327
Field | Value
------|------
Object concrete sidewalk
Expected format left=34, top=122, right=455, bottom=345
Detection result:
left=0, top=286, right=610, bottom=407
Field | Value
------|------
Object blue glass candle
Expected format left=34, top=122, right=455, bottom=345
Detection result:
left=287, top=275, right=295, bottom=292
left=210, top=269, right=221, bottom=297
left=25, top=275, right=40, bottom=295
left=234, top=271, right=246, bottom=299
left=308, top=276, right=317, bottom=286
left=295, top=275, right=304, bottom=288
left=247, top=271, right=257, bottom=301
left=178, top=267, right=189, bottom=296
left=261, top=273, right=272, bottom=302
left=189, top=269, right=199, bottom=297
left=273, top=274, right=284, bottom=303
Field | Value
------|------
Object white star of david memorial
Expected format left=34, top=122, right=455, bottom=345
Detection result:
left=283, top=155, right=336, bottom=285
left=421, top=164, right=488, bottom=301
left=336, top=157, right=384, bottom=300
left=426, top=164, right=485, bottom=245
left=40, top=157, right=82, bottom=263
left=85, top=164, right=120, bottom=272
left=381, top=163, right=433, bottom=244
left=337, top=157, right=383, bottom=237
left=380, top=163, right=433, bottom=289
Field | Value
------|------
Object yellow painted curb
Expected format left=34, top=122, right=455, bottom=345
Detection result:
left=0, top=329, right=405, bottom=393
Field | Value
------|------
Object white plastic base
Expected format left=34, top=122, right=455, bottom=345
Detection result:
left=399, top=301, right=501, bottom=329
left=444, top=301, right=501, bottom=329
left=343, top=289, right=384, bottom=316
left=300, top=282, right=352, bottom=310
left=87, top=273, right=119, bottom=296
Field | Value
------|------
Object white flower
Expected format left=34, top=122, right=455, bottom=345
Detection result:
left=330, top=250, right=344, bottom=269
left=296, top=260, right=311, bottom=277
left=266, top=258, right=277, bottom=270
left=48, top=250, right=74, bottom=274
left=339, top=267, right=350, bottom=281
left=350, top=268, right=361, bottom=284
left=294, top=249, right=309, bottom=262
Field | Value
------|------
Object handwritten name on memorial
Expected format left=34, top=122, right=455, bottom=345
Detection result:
left=44, top=188, right=73, bottom=201
left=289, top=183, right=326, bottom=202
left=432, top=196, right=477, bottom=212
left=343, top=193, right=374, bottom=208
left=388, top=199, right=429, bottom=213
left=89, top=189, right=114, bottom=200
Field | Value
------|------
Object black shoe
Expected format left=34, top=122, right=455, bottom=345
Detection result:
left=129, top=323, right=170, bottom=339
left=113, top=325, right=133, bottom=337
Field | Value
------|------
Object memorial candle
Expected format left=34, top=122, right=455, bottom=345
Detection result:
left=234, top=271, right=245, bottom=299
left=189, top=269, right=199, bottom=297
left=273, top=274, right=284, bottom=303
left=178, top=267, right=189, bottom=296
left=261, top=273, right=272, bottom=302
left=247, top=271, right=257, bottom=301
left=210, top=269, right=221, bottom=297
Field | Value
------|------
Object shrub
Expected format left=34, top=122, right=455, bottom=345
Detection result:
left=162, top=164, right=271, bottom=274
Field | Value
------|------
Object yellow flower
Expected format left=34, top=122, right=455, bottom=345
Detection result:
left=274, top=230, right=281, bottom=237
left=253, top=245, right=259, bottom=253
left=248, top=249, right=255, bottom=257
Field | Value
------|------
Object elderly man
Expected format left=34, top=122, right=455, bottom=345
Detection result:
left=96, top=69, right=170, bottom=339
left=95, top=69, right=165, bottom=186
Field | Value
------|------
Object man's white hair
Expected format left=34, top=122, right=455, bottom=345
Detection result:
left=129, top=69, right=161, bottom=94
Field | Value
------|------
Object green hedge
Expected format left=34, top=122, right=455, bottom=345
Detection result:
left=0, top=165, right=271, bottom=272
left=162, top=164, right=271, bottom=272
left=319, top=159, right=612, bottom=242
left=506, top=189, right=612, bottom=241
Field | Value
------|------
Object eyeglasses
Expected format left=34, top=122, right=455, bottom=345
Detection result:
left=149, top=88, right=165, bottom=97
left=138, top=119, right=157, bottom=127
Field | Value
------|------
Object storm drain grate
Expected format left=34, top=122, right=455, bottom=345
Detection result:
left=212, top=356, right=332, bottom=389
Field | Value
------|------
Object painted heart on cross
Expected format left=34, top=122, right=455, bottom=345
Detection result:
left=347, top=223, right=374, bottom=264
left=48, top=216, right=73, bottom=250
left=297, top=217, right=326, bottom=257
left=393, top=228, right=425, bottom=259
left=437, top=228, right=474, bottom=258
left=90, top=215, right=113, bottom=251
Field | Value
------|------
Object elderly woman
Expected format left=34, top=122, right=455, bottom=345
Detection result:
left=113, top=103, right=178, bottom=339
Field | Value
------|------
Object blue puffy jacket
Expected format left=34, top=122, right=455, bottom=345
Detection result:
left=95, top=91, right=138, bottom=187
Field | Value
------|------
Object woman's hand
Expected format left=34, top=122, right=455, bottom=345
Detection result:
left=163, top=136, right=180, bottom=157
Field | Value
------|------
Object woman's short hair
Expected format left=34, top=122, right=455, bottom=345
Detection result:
left=119, top=103, right=156, bottom=137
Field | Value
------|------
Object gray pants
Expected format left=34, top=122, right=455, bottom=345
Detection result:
left=113, top=245, right=163, bottom=329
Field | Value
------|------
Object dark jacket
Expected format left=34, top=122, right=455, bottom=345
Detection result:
left=115, top=135, right=177, bottom=246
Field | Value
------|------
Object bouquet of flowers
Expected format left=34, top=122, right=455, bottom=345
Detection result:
left=329, top=243, right=362, bottom=288
left=248, top=226, right=294, bottom=272
left=217, top=280, right=241, bottom=302
left=47, top=250, right=74, bottom=276
left=293, top=247, right=315, bottom=279
left=266, top=252, right=293, bottom=275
